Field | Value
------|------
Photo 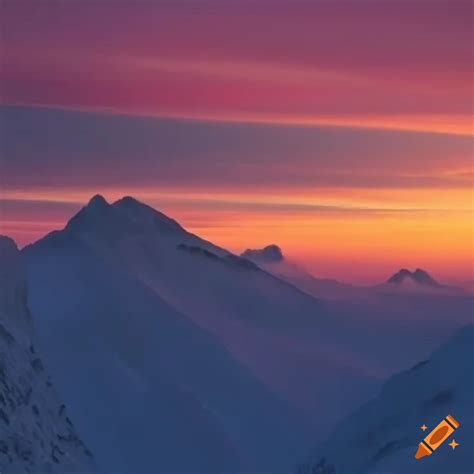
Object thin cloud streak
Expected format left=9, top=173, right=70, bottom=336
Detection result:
left=2, top=1, right=473, bottom=135
left=2, top=106, right=473, bottom=192
left=1, top=1, right=472, bottom=282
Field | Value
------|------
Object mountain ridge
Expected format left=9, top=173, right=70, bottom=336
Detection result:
left=387, top=268, right=441, bottom=288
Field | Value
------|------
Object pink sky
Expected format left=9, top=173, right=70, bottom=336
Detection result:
left=1, top=0, right=473, bottom=283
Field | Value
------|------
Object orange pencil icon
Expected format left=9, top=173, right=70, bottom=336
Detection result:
left=415, top=414, right=460, bottom=459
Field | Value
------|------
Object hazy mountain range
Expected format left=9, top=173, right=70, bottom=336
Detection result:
left=241, top=244, right=468, bottom=297
left=1, top=195, right=472, bottom=473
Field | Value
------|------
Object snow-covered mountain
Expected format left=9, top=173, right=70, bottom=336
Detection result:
left=241, top=247, right=467, bottom=300
left=386, top=268, right=441, bottom=289
left=0, top=236, right=93, bottom=474
left=302, top=325, right=474, bottom=474
left=21, top=195, right=381, bottom=473
left=371, top=269, right=468, bottom=298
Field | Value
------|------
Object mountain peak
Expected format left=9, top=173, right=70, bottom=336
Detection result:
left=112, top=196, right=184, bottom=232
left=241, top=244, right=284, bottom=263
left=413, top=268, right=430, bottom=278
left=87, top=194, right=109, bottom=208
left=65, top=194, right=185, bottom=239
left=113, top=195, right=141, bottom=207
left=387, top=268, right=440, bottom=287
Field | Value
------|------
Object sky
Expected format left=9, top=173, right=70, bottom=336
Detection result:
left=1, top=0, right=473, bottom=284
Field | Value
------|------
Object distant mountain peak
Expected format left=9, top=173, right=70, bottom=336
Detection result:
left=241, top=244, right=284, bottom=263
left=413, top=268, right=431, bottom=278
left=387, top=268, right=441, bottom=287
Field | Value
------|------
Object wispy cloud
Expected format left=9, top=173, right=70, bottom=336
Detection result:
left=2, top=1, right=472, bottom=135
left=2, top=106, right=473, bottom=193
left=1, top=1, right=472, bottom=282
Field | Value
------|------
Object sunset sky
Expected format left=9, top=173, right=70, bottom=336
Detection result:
left=1, top=0, right=473, bottom=283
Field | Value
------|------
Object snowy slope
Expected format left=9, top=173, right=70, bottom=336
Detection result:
left=0, top=236, right=93, bottom=474
left=22, top=195, right=379, bottom=472
left=88, top=197, right=378, bottom=420
left=304, top=325, right=474, bottom=474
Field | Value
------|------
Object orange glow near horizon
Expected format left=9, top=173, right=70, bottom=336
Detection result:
left=1, top=187, right=472, bottom=284
left=1, top=1, right=473, bottom=284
